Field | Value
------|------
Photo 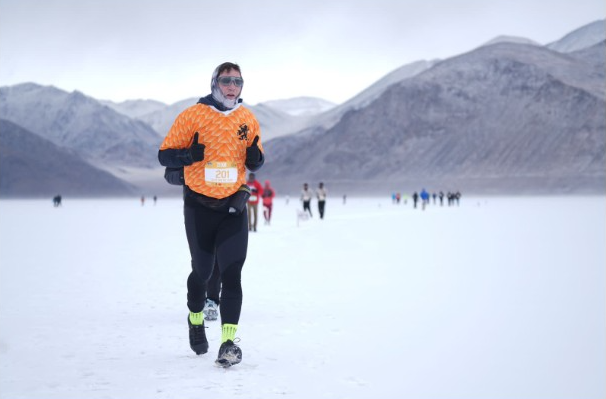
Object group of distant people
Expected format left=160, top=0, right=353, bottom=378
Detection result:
left=140, top=195, right=158, bottom=206
left=53, top=194, right=162, bottom=207
left=300, top=182, right=328, bottom=219
left=392, top=189, right=462, bottom=210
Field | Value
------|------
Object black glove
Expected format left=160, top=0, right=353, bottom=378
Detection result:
left=164, top=167, right=184, bottom=186
left=188, top=132, right=205, bottom=163
left=246, top=136, right=261, bottom=164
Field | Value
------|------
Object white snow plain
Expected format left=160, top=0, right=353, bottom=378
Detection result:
left=0, top=195, right=604, bottom=399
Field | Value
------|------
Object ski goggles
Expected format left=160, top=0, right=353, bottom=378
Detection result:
left=217, top=76, right=244, bottom=87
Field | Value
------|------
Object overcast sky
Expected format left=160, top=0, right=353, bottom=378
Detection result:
left=0, top=0, right=603, bottom=105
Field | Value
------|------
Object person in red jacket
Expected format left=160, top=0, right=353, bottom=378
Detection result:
left=246, top=173, right=263, bottom=232
left=262, top=180, right=276, bottom=225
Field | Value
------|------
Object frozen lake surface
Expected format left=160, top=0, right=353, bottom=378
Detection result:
left=1, top=195, right=604, bottom=399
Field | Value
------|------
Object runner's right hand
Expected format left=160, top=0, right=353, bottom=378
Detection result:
left=189, top=132, right=205, bottom=162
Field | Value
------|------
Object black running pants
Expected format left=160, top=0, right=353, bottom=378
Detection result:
left=184, top=203, right=248, bottom=325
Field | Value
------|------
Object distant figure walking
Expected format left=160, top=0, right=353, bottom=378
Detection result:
left=420, top=188, right=430, bottom=210
left=141, top=196, right=145, bottom=206
left=316, top=182, right=327, bottom=219
left=262, top=180, right=275, bottom=225
left=247, top=173, right=263, bottom=232
left=52, top=194, right=62, bottom=207
left=301, top=183, right=313, bottom=217
left=412, top=192, right=419, bottom=209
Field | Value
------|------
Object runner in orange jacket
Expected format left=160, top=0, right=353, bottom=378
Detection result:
left=158, top=62, right=264, bottom=367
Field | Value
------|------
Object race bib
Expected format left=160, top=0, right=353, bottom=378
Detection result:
left=205, top=162, right=238, bottom=186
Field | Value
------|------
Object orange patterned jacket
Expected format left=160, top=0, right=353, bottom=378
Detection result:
left=159, top=100, right=263, bottom=199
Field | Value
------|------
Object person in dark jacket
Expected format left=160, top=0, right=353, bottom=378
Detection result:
left=316, top=182, right=327, bottom=219
left=412, top=192, right=419, bottom=209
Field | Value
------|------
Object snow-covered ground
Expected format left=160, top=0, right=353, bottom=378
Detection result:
left=0, top=195, right=604, bottom=399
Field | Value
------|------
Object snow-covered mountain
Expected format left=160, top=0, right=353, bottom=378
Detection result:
left=261, top=97, right=336, bottom=116
left=0, top=83, right=162, bottom=168
left=547, top=19, right=605, bottom=53
left=285, top=59, right=439, bottom=138
left=132, top=97, right=315, bottom=142
left=86, top=66, right=434, bottom=144
left=245, top=103, right=310, bottom=141
left=481, top=35, right=541, bottom=47
left=135, top=97, right=197, bottom=136
left=293, top=20, right=604, bottom=142
left=100, top=98, right=167, bottom=119
left=263, top=35, right=605, bottom=194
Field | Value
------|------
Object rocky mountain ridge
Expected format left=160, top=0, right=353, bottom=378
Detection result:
left=263, top=39, right=605, bottom=194
left=0, top=20, right=603, bottom=197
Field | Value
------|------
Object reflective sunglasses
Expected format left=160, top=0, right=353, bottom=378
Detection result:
left=217, top=76, right=244, bottom=87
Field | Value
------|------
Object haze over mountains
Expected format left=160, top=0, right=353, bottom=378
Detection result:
left=0, top=119, right=135, bottom=196
left=0, top=20, right=604, bottom=198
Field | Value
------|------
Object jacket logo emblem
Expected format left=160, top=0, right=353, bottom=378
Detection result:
left=237, top=124, right=249, bottom=141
